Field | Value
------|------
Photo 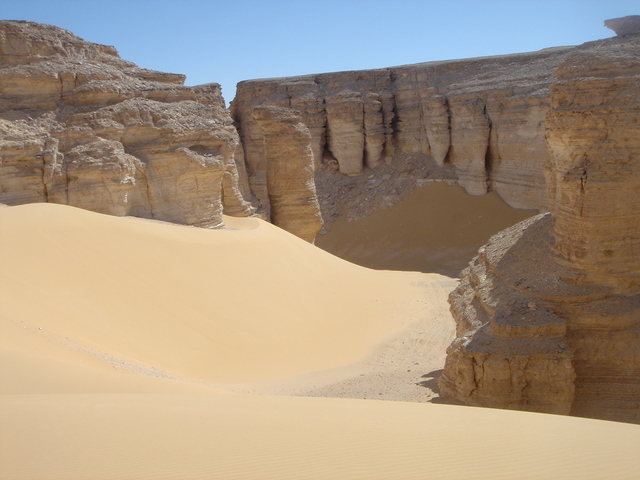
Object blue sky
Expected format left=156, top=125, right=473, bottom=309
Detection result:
left=1, top=0, right=637, bottom=102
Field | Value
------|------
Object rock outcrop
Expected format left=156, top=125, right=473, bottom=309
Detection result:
left=439, top=214, right=578, bottom=414
left=252, top=106, right=323, bottom=242
left=231, top=45, right=578, bottom=218
left=0, top=20, right=253, bottom=227
left=605, top=15, right=640, bottom=36
left=440, top=31, right=640, bottom=423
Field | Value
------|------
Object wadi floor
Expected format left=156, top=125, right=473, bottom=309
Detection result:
left=2, top=203, right=640, bottom=479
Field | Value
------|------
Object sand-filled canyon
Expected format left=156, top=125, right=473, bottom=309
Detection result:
left=2, top=17, right=640, bottom=479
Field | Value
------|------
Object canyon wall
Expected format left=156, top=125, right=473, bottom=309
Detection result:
left=231, top=25, right=640, bottom=423
left=231, top=44, right=577, bottom=223
left=0, top=20, right=253, bottom=228
left=439, top=30, right=640, bottom=423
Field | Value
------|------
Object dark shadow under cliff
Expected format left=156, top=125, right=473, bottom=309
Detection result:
left=315, top=182, right=537, bottom=277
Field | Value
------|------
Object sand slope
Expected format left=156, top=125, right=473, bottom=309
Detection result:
left=315, top=183, right=538, bottom=276
left=4, top=393, right=640, bottom=480
left=1, top=203, right=639, bottom=479
left=1, top=203, right=434, bottom=386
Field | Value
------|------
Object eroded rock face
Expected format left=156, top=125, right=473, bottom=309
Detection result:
left=447, top=98, right=491, bottom=196
left=252, top=106, right=323, bottom=242
left=0, top=20, right=253, bottom=227
left=440, top=31, right=640, bottom=423
left=439, top=214, right=578, bottom=415
left=545, top=37, right=640, bottom=294
left=605, top=15, right=640, bottom=36
left=231, top=46, right=575, bottom=216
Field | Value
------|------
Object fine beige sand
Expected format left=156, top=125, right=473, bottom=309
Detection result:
left=315, top=182, right=538, bottom=277
left=2, top=202, right=640, bottom=479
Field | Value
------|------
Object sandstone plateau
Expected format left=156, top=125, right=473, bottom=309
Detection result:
left=1, top=18, right=640, bottom=423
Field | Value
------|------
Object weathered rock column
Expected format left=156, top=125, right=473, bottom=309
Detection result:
left=252, top=105, right=323, bottom=242
left=543, top=29, right=640, bottom=421
left=447, top=97, right=491, bottom=196
left=325, top=90, right=365, bottom=175
left=421, top=92, right=450, bottom=166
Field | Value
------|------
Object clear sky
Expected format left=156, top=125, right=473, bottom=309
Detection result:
left=1, top=0, right=637, bottom=102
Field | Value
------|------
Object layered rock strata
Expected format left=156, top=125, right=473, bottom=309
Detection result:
left=252, top=106, right=323, bottom=242
left=439, top=214, right=578, bottom=415
left=231, top=45, right=578, bottom=215
left=0, top=20, right=253, bottom=227
left=440, top=31, right=640, bottom=423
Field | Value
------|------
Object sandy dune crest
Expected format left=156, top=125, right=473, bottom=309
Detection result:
left=1, top=203, right=639, bottom=479
left=1, top=203, right=435, bottom=386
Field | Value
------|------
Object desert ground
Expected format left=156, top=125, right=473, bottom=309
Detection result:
left=2, top=201, right=640, bottom=479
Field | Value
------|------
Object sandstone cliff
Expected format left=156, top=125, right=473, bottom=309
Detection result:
left=439, top=30, right=640, bottom=423
left=0, top=20, right=253, bottom=227
left=231, top=44, right=578, bottom=225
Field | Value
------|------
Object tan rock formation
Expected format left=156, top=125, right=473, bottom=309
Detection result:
left=605, top=15, right=640, bottom=36
left=0, top=20, right=253, bottom=227
left=325, top=90, right=365, bottom=176
left=447, top=97, right=491, bottom=196
left=421, top=93, right=450, bottom=166
left=439, top=214, right=578, bottom=415
left=440, top=31, right=640, bottom=423
left=231, top=46, right=575, bottom=215
left=252, top=106, right=323, bottom=242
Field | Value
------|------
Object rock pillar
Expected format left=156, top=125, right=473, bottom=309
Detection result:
left=252, top=105, right=324, bottom=243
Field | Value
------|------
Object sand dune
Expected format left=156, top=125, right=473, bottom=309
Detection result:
left=4, top=393, right=640, bottom=480
left=1, top=203, right=434, bottom=386
left=2, top=203, right=639, bottom=479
